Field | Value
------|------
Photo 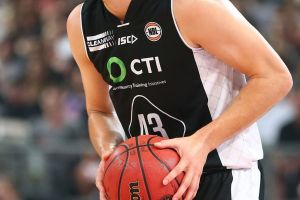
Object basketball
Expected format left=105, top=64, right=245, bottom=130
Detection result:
left=103, top=135, right=184, bottom=200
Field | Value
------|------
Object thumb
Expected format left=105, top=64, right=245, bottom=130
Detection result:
left=101, top=149, right=114, bottom=161
left=154, top=138, right=179, bottom=149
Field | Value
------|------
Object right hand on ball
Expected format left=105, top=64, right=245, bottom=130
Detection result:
left=154, top=135, right=211, bottom=200
left=96, top=152, right=112, bottom=200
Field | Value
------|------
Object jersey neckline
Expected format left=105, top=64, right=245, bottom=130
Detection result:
left=100, top=0, right=141, bottom=25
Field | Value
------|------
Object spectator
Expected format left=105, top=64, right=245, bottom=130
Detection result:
left=32, top=85, right=83, bottom=149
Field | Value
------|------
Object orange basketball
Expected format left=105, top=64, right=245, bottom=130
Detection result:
left=103, top=135, right=184, bottom=200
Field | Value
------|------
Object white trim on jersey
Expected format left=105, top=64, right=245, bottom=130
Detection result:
left=193, top=50, right=263, bottom=169
left=117, top=22, right=130, bottom=28
left=231, top=162, right=261, bottom=199
left=170, top=0, right=200, bottom=51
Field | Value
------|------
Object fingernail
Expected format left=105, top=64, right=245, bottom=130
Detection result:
left=163, top=179, right=168, bottom=185
left=173, top=198, right=178, bottom=200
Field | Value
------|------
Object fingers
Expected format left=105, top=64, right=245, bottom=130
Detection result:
left=193, top=179, right=200, bottom=199
left=96, top=162, right=104, bottom=189
left=99, top=190, right=107, bottom=200
left=99, top=184, right=107, bottom=200
left=154, top=138, right=179, bottom=149
left=184, top=174, right=201, bottom=200
left=163, top=159, right=186, bottom=185
left=97, top=151, right=114, bottom=200
left=96, top=161, right=107, bottom=200
left=155, top=137, right=205, bottom=200
left=172, top=168, right=194, bottom=200
left=97, top=150, right=113, bottom=189
left=102, top=151, right=113, bottom=161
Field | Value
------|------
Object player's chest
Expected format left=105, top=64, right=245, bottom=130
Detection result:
left=86, top=21, right=187, bottom=86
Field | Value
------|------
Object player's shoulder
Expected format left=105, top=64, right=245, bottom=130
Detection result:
left=173, top=0, right=238, bottom=24
left=67, top=3, right=83, bottom=31
left=67, top=3, right=90, bottom=64
left=173, top=0, right=224, bottom=8
left=68, top=3, right=83, bottom=18
left=173, top=0, right=227, bottom=15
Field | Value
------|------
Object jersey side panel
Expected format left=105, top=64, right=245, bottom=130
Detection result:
left=193, top=50, right=263, bottom=168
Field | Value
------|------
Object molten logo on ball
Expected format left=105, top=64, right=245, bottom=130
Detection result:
left=129, top=181, right=140, bottom=200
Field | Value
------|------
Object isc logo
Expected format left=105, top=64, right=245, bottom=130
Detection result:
left=129, top=181, right=140, bottom=200
left=118, top=35, right=138, bottom=46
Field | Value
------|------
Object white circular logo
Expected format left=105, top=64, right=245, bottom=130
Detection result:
left=144, top=22, right=162, bottom=42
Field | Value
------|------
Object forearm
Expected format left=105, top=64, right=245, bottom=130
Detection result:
left=194, top=74, right=292, bottom=152
left=88, top=111, right=124, bottom=157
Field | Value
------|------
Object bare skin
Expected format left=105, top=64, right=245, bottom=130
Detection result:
left=67, top=5, right=124, bottom=199
left=67, top=0, right=293, bottom=199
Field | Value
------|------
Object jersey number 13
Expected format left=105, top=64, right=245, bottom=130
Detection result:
left=137, top=113, right=169, bottom=138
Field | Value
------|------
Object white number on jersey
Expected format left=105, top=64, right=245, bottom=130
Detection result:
left=137, top=113, right=168, bottom=138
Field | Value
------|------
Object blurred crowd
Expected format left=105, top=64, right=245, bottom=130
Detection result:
left=0, top=0, right=98, bottom=199
left=0, top=0, right=299, bottom=199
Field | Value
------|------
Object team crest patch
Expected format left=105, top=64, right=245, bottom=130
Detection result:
left=144, top=22, right=162, bottom=42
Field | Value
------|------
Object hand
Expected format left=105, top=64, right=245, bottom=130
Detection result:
left=96, top=152, right=113, bottom=200
left=154, top=135, right=210, bottom=200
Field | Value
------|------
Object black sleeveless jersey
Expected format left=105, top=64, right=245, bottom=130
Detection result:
left=81, top=0, right=224, bottom=169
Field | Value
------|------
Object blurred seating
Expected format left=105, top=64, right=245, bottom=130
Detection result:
left=0, top=0, right=299, bottom=199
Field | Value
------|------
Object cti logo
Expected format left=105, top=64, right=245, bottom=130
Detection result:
left=107, top=56, right=163, bottom=83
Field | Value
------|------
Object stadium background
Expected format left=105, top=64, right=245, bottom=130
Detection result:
left=0, top=0, right=299, bottom=199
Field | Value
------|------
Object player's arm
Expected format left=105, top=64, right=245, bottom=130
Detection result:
left=181, top=0, right=293, bottom=151
left=67, top=5, right=124, bottom=200
left=155, top=0, right=293, bottom=199
left=67, top=4, right=123, bottom=157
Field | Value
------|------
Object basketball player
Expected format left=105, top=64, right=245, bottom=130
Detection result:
left=67, top=0, right=293, bottom=199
